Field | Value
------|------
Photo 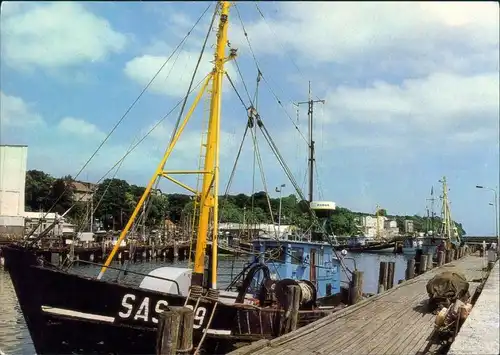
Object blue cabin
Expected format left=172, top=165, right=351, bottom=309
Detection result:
left=251, top=238, right=342, bottom=299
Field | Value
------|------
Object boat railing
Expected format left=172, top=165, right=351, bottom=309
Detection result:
left=341, top=256, right=357, bottom=272
left=65, top=259, right=182, bottom=295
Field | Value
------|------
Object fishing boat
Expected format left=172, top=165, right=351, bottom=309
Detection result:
left=342, top=206, right=395, bottom=253
left=3, top=3, right=353, bottom=354
left=401, top=177, right=460, bottom=257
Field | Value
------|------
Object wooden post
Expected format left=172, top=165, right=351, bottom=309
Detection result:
left=285, top=285, right=301, bottom=333
left=406, top=259, right=415, bottom=280
left=349, top=271, right=364, bottom=305
left=173, top=306, right=194, bottom=353
left=426, top=254, right=433, bottom=270
left=445, top=250, right=452, bottom=263
left=156, top=309, right=181, bottom=355
left=419, top=255, right=428, bottom=274
left=387, top=262, right=395, bottom=289
left=438, top=250, right=444, bottom=266
left=452, top=249, right=457, bottom=260
left=378, top=262, right=389, bottom=292
left=488, top=261, right=495, bottom=271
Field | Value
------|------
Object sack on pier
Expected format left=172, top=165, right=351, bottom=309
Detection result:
left=426, top=271, right=470, bottom=312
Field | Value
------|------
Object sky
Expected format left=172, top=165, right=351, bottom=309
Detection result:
left=1, top=1, right=499, bottom=236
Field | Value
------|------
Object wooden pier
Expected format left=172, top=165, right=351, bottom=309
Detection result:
left=230, top=254, right=487, bottom=355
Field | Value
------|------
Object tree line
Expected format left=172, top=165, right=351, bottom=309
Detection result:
left=24, top=170, right=466, bottom=236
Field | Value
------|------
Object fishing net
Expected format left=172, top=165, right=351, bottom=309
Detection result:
left=426, top=271, right=470, bottom=312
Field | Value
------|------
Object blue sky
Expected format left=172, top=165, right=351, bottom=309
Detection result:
left=1, top=1, right=499, bottom=235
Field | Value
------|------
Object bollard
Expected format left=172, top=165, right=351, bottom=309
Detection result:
left=406, top=259, right=415, bottom=280
left=175, top=306, right=194, bottom=353
left=438, top=251, right=445, bottom=266
left=156, top=308, right=181, bottom=355
left=378, top=262, right=389, bottom=293
left=349, top=271, right=364, bottom=305
left=426, top=254, right=433, bottom=270
left=387, top=262, right=395, bottom=289
left=445, top=250, right=452, bottom=263
left=285, top=285, right=302, bottom=332
left=419, top=255, right=428, bottom=274
left=488, top=261, right=495, bottom=271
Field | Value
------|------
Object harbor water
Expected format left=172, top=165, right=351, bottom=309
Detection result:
left=0, top=252, right=411, bottom=354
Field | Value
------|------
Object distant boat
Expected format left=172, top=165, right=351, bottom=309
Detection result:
left=341, top=235, right=395, bottom=253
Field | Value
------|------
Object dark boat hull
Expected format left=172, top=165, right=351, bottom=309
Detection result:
left=3, top=244, right=339, bottom=354
left=345, top=242, right=396, bottom=253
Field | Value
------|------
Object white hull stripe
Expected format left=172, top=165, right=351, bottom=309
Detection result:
left=40, top=306, right=231, bottom=335
left=204, top=329, right=232, bottom=335
left=41, top=306, right=115, bottom=323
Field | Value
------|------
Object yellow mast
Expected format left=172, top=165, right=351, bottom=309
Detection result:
left=439, top=176, right=460, bottom=247
left=97, top=1, right=233, bottom=289
left=193, top=0, right=231, bottom=290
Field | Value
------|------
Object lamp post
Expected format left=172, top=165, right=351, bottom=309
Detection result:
left=275, top=184, right=286, bottom=238
left=476, top=185, right=499, bottom=251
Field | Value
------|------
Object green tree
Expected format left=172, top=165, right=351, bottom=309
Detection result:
left=93, top=178, right=131, bottom=229
left=25, top=170, right=54, bottom=211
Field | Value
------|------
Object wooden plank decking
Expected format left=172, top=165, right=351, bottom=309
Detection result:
left=230, top=255, right=487, bottom=355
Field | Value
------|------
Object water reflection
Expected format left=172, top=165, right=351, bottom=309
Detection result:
left=0, top=267, right=34, bottom=355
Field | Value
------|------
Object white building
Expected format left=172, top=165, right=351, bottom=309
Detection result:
left=24, top=211, right=75, bottom=237
left=360, top=215, right=388, bottom=238
left=0, top=145, right=28, bottom=237
left=218, top=222, right=297, bottom=238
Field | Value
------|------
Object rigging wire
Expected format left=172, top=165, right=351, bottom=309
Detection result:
left=27, top=75, right=209, bottom=247
left=226, top=79, right=351, bottom=281
left=25, top=2, right=214, bottom=240
left=71, top=34, right=190, bottom=242
left=118, top=3, right=219, bottom=277
left=233, top=3, right=308, bottom=145
left=253, top=2, right=323, bottom=103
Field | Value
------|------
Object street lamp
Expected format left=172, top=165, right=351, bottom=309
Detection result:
left=476, top=185, right=499, bottom=251
left=275, top=184, right=286, bottom=238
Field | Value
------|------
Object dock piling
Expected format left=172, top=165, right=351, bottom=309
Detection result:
left=387, top=262, right=395, bottom=289
left=445, top=250, right=452, bottom=263
left=406, top=259, right=415, bottom=280
left=175, top=306, right=194, bottom=353
left=285, top=285, right=301, bottom=332
left=156, top=308, right=181, bottom=355
left=419, top=255, right=428, bottom=274
left=378, top=262, right=389, bottom=292
left=426, top=253, right=433, bottom=270
left=349, top=271, right=364, bottom=305
left=438, top=251, right=445, bottom=266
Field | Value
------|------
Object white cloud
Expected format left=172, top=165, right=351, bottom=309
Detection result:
left=1, top=2, right=127, bottom=70
left=143, top=119, right=239, bottom=164
left=0, top=91, right=44, bottom=127
left=57, top=117, right=106, bottom=140
left=323, top=72, right=499, bottom=129
left=232, top=2, right=499, bottom=75
left=124, top=48, right=238, bottom=98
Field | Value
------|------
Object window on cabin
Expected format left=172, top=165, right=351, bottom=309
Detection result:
left=318, top=248, right=324, bottom=267
left=290, top=247, right=304, bottom=264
